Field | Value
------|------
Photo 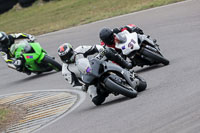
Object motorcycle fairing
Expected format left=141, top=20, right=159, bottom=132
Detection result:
left=80, top=58, right=137, bottom=88
left=115, top=30, right=140, bottom=55
left=10, top=40, right=48, bottom=72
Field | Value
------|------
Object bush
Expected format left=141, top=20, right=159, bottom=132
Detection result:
left=0, top=0, right=17, bottom=14
left=18, top=0, right=36, bottom=8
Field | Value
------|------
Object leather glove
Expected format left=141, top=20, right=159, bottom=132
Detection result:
left=113, top=28, right=121, bottom=34
left=135, top=27, right=144, bottom=34
left=81, top=84, right=88, bottom=92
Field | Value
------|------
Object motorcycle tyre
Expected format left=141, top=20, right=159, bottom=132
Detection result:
left=135, top=74, right=147, bottom=92
left=92, top=95, right=106, bottom=106
left=104, top=76, right=137, bottom=98
left=142, top=48, right=169, bottom=65
left=42, top=55, right=62, bottom=72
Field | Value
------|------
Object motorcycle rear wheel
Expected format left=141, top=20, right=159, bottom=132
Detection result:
left=42, top=55, right=62, bottom=72
left=104, top=75, right=137, bottom=98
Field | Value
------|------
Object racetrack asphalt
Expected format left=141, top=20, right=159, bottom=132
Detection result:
left=0, top=0, right=200, bottom=132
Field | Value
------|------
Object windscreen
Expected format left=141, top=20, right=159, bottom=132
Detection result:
left=10, top=40, right=29, bottom=55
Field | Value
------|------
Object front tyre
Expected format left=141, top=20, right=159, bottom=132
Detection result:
left=42, top=55, right=62, bottom=72
left=135, top=74, right=147, bottom=92
left=104, top=75, right=137, bottom=98
left=92, top=95, right=106, bottom=106
left=142, top=48, right=169, bottom=65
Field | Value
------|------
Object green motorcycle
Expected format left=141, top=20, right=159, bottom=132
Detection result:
left=9, top=40, right=62, bottom=74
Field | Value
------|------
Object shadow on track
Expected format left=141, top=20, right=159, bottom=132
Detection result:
left=134, top=64, right=166, bottom=74
left=6, top=72, right=58, bottom=86
left=102, top=96, right=131, bottom=106
left=98, top=90, right=148, bottom=107
left=81, top=96, right=132, bottom=111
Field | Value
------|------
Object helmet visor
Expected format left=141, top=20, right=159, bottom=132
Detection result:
left=60, top=48, right=74, bottom=63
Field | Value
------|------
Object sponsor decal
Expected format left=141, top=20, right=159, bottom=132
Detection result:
left=128, top=39, right=136, bottom=49
left=86, top=67, right=92, bottom=73
left=26, top=55, right=33, bottom=59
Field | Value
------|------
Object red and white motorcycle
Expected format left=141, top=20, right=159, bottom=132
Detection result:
left=115, top=30, right=169, bottom=67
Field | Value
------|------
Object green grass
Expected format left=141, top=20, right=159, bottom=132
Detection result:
left=0, top=106, right=14, bottom=131
left=0, top=0, right=184, bottom=35
left=0, top=108, right=10, bottom=121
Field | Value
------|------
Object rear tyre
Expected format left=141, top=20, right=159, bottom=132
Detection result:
left=42, top=55, right=62, bottom=72
left=142, top=48, right=169, bottom=65
left=104, top=75, right=137, bottom=98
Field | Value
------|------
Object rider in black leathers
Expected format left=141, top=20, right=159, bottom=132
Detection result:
left=0, top=32, right=35, bottom=74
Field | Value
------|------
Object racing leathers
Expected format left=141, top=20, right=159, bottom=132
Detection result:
left=100, top=24, right=144, bottom=49
left=100, top=24, right=145, bottom=67
left=0, top=33, right=35, bottom=74
left=62, top=45, right=132, bottom=105
left=62, top=45, right=105, bottom=105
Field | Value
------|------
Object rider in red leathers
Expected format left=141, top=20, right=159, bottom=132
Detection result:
left=99, top=24, right=144, bottom=49
left=99, top=24, right=144, bottom=66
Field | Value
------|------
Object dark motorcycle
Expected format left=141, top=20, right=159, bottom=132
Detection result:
left=76, top=54, right=147, bottom=106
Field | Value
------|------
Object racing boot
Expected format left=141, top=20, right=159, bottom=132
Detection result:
left=23, top=68, right=31, bottom=75
left=87, top=85, right=106, bottom=106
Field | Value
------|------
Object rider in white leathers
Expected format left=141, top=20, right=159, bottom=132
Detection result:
left=58, top=43, right=106, bottom=105
left=58, top=43, right=133, bottom=105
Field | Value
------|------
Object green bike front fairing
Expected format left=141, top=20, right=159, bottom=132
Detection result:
left=10, top=40, right=47, bottom=72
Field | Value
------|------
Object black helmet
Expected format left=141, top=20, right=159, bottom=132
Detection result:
left=99, top=28, right=114, bottom=46
left=0, top=32, right=9, bottom=48
left=58, top=43, right=75, bottom=63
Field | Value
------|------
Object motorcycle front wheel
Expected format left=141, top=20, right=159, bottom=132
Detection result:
left=135, top=74, right=147, bottom=92
left=141, top=48, right=169, bottom=65
left=104, top=74, right=137, bottom=98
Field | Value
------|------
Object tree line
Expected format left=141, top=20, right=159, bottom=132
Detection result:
left=0, top=0, right=52, bottom=14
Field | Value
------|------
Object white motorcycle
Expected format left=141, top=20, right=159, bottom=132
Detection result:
left=115, top=30, right=169, bottom=67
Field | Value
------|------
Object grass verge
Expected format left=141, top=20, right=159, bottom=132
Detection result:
left=0, top=0, right=184, bottom=35
left=0, top=108, right=10, bottom=121
left=0, top=104, right=26, bottom=132
left=0, top=106, right=12, bottom=132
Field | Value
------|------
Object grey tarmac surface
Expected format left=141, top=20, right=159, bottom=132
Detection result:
left=0, top=0, right=200, bottom=132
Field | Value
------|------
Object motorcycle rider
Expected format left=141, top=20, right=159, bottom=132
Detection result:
left=99, top=24, right=158, bottom=67
left=58, top=43, right=133, bottom=105
left=99, top=24, right=144, bottom=48
left=0, top=32, right=35, bottom=75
